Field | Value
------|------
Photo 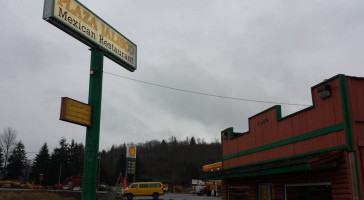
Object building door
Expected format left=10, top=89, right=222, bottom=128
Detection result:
left=259, top=184, right=271, bottom=200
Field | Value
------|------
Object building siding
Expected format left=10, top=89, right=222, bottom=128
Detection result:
left=221, top=75, right=364, bottom=200
left=222, top=152, right=352, bottom=200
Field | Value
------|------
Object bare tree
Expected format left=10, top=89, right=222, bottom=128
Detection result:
left=0, top=127, right=17, bottom=179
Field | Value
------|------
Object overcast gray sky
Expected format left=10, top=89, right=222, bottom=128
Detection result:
left=1, top=0, right=363, bottom=159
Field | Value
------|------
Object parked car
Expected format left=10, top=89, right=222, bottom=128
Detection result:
left=124, top=182, right=164, bottom=200
left=62, top=185, right=71, bottom=190
left=73, top=186, right=81, bottom=191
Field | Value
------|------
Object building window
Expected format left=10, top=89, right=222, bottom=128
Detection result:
left=228, top=186, right=250, bottom=200
left=285, top=183, right=332, bottom=200
left=259, top=184, right=272, bottom=200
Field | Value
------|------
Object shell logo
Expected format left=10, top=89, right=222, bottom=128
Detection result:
left=129, top=146, right=136, bottom=157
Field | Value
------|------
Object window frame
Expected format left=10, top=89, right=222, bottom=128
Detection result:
left=228, top=186, right=250, bottom=200
left=285, top=182, right=332, bottom=200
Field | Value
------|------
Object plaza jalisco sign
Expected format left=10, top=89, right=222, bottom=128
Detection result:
left=43, top=0, right=137, bottom=71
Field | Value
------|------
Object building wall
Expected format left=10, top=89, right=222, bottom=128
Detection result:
left=223, top=77, right=345, bottom=169
left=222, top=151, right=354, bottom=200
left=221, top=75, right=364, bottom=200
left=345, top=76, right=364, bottom=198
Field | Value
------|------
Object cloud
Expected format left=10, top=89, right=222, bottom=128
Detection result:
left=0, top=0, right=363, bottom=158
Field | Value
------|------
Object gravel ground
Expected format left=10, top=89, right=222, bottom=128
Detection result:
left=0, top=189, right=222, bottom=200
left=131, top=193, right=221, bottom=200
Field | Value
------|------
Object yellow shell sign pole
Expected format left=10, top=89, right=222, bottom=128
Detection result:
left=126, top=145, right=137, bottom=182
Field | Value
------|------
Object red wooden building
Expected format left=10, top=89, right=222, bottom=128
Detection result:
left=220, top=75, right=364, bottom=200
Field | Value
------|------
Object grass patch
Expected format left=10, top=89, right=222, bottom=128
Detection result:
left=0, top=191, right=77, bottom=200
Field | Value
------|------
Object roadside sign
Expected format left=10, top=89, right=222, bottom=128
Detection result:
left=43, top=0, right=137, bottom=71
left=126, top=145, right=137, bottom=158
left=126, top=145, right=137, bottom=182
left=60, top=97, right=92, bottom=127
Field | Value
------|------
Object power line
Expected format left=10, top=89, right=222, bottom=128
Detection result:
left=103, top=71, right=310, bottom=107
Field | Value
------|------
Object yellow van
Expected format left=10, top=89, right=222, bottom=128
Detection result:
left=124, top=182, right=164, bottom=200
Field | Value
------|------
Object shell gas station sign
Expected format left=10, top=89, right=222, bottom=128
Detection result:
left=126, top=145, right=136, bottom=180
left=127, top=145, right=137, bottom=159
left=43, top=0, right=137, bottom=71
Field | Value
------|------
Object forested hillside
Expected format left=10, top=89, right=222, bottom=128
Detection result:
left=99, top=137, right=221, bottom=186
left=0, top=127, right=221, bottom=187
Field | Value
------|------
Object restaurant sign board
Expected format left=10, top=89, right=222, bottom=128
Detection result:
left=43, top=0, right=137, bottom=72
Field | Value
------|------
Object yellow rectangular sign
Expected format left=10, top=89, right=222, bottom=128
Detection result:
left=60, top=97, right=92, bottom=127
left=43, top=0, right=137, bottom=71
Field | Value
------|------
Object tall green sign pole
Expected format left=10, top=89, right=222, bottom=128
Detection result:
left=82, top=48, right=104, bottom=200
left=43, top=1, right=137, bottom=199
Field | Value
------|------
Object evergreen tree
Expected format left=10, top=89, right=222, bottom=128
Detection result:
left=47, top=152, right=60, bottom=185
left=0, top=146, right=4, bottom=170
left=6, top=141, right=27, bottom=180
left=68, top=140, right=84, bottom=176
left=69, top=140, right=77, bottom=176
left=99, top=144, right=126, bottom=185
left=31, top=143, right=50, bottom=185
left=47, top=138, right=70, bottom=185
left=190, top=137, right=196, bottom=145
left=0, top=146, right=3, bottom=179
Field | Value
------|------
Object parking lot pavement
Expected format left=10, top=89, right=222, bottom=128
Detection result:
left=131, top=193, right=221, bottom=200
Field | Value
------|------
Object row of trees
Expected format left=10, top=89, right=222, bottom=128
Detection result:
left=1, top=127, right=221, bottom=187
left=0, top=127, right=84, bottom=186
left=31, top=138, right=85, bottom=185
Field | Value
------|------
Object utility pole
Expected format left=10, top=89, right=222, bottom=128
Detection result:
left=58, top=162, right=62, bottom=189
